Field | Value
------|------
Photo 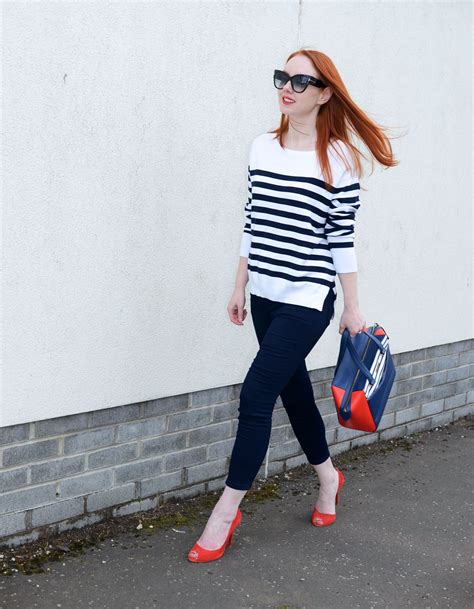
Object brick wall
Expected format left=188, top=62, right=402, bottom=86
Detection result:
left=0, top=338, right=472, bottom=547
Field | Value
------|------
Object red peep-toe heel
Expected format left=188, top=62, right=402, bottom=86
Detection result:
left=187, top=508, right=242, bottom=562
left=311, top=468, right=345, bottom=527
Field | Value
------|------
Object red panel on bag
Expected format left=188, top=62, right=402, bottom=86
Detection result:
left=331, top=385, right=345, bottom=405
left=331, top=386, right=376, bottom=432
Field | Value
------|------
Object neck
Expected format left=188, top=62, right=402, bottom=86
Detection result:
left=286, top=121, right=317, bottom=147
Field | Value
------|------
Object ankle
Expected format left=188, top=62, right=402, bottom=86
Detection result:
left=317, top=466, right=338, bottom=488
left=211, top=505, right=239, bottom=521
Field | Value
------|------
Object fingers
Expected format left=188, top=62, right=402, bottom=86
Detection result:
left=228, top=305, right=246, bottom=325
left=228, top=306, right=238, bottom=324
left=338, top=322, right=366, bottom=336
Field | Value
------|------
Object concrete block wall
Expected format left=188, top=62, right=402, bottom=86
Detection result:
left=0, top=338, right=472, bottom=547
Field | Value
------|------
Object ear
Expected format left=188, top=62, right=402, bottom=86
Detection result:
left=320, top=86, right=333, bottom=105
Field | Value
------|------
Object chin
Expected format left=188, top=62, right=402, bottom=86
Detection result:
left=279, top=105, right=296, bottom=114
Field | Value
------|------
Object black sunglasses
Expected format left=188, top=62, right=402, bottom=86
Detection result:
left=273, top=69, right=327, bottom=93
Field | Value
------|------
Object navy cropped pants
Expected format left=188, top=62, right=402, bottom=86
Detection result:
left=225, top=288, right=336, bottom=491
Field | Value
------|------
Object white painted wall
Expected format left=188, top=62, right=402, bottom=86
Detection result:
left=1, top=1, right=472, bottom=427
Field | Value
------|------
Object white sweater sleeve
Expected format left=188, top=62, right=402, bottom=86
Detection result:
left=239, top=141, right=255, bottom=258
left=324, top=158, right=361, bottom=273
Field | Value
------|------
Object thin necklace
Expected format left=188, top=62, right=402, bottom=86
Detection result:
left=288, top=120, right=316, bottom=139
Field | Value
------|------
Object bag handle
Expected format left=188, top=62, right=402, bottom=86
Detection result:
left=337, top=330, right=370, bottom=384
left=337, top=328, right=387, bottom=383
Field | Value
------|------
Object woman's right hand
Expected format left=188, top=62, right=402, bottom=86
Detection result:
left=227, top=289, right=248, bottom=325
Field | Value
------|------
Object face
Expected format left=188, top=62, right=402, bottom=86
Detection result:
left=276, top=55, right=332, bottom=116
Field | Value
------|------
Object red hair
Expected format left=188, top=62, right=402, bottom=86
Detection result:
left=270, top=49, right=400, bottom=191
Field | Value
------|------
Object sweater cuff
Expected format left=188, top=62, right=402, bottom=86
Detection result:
left=331, top=247, right=358, bottom=273
left=240, top=232, right=252, bottom=258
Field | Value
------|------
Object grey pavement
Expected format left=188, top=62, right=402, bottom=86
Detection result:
left=0, top=416, right=472, bottom=609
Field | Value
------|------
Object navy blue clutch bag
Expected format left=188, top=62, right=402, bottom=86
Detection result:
left=331, top=323, right=396, bottom=432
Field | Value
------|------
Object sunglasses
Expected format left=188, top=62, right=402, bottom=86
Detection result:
left=273, top=69, right=327, bottom=93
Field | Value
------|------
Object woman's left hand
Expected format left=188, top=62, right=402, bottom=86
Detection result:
left=339, top=306, right=366, bottom=337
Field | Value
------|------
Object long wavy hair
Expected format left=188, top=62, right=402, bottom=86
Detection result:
left=270, top=49, right=400, bottom=191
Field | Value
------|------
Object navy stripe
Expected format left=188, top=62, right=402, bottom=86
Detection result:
left=251, top=240, right=332, bottom=260
left=249, top=252, right=337, bottom=276
left=251, top=210, right=326, bottom=232
left=252, top=179, right=332, bottom=207
left=250, top=228, right=329, bottom=251
left=250, top=168, right=332, bottom=192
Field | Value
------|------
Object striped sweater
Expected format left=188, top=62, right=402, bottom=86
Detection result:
left=239, top=131, right=361, bottom=313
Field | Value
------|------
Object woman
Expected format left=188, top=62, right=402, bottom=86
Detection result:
left=188, top=48, right=397, bottom=562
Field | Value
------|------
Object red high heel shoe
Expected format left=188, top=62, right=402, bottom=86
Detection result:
left=187, top=508, right=242, bottom=562
left=311, top=468, right=345, bottom=527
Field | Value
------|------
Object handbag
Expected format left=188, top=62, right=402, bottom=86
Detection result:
left=331, top=323, right=396, bottom=432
